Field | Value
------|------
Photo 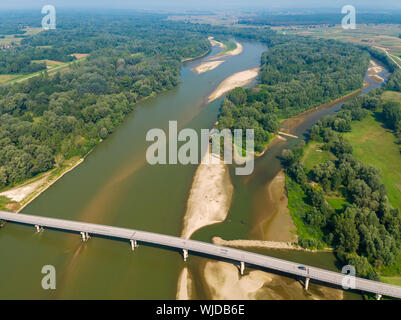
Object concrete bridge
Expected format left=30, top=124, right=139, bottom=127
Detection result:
left=1, top=210, right=401, bottom=300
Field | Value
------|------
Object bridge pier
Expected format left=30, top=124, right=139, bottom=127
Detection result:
left=80, top=231, right=89, bottom=242
left=130, top=239, right=138, bottom=251
left=305, top=277, right=310, bottom=291
left=376, top=293, right=382, bottom=300
left=35, top=225, right=43, bottom=233
left=183, top=249, right=188, bottom=262
left=240, top=261, right=245, bottom=276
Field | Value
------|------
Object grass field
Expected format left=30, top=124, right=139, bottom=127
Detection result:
left=382, top=90, right=401, bottom=102
left=344, top=113, right=401, bottom=212
left=381, top=276, right=401, bottom=286
left=302, top=141, right=337, bottom=171
left=326, top=197, right=349, bottom=212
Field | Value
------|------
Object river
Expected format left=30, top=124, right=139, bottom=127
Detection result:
left=0, top=40, right=389, bottom=299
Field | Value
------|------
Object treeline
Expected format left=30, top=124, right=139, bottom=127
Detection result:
left=281, top=90, right=401, bottom=279
left=218, top=37, right=369, bottom=152
left=0, top=15, right=210, bottom=189
left=238, top=13, right=401, bottom=26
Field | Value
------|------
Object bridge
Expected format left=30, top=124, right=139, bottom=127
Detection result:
left=1, top=210, right=401, bottom=300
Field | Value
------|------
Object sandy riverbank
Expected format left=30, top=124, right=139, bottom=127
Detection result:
left=0, top=157, right=84, bottom=213
left=212, top=237, right=332, bottom=252
left=254, top=169, right=297, bottom=241
left=190, top=39, right=243, bottom=75
left=180, top=151, right=234, bottom=239
left=207, top=67, right=260, bottom=103
left=202, top=261, right=343, bottom=300
left=368, top=60, right=384, bottom=82
left=223, top=42, right=243, bottom=57
left=191, top=60, right=225, bottom=74
left=208, top=41, right=243, bottom=61
left=208, top=36, right=224, bottom=49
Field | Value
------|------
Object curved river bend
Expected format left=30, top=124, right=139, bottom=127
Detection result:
left=0, top=40, right=388, bottom=299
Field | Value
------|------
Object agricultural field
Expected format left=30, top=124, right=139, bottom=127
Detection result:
left=275, top=24, right=401, bottom=58
left=0, top=74, right=20, bottom=83
left=0, top=55, right=89, bottom=84
left=0, top=27, right=42, bottom=45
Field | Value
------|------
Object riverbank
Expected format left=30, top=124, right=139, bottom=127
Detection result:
left=253, top=169, right=298, bottom=242
left=209, top=41, right=243, bottom=60
left=207, top=67, right=260, bottom=103
left=0, top=157, right=84, bottom=213
left=190, top=39, right=243, bottom=75
left=212, top=237, right=332, bottom=252
left=181, top=48, right=212, bottom=62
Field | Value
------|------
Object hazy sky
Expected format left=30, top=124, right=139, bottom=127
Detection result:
left=0, top=0, right=400, bottom=11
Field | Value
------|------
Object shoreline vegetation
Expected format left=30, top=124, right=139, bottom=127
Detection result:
left=177, top=58, right=383, bottom=300
left=281, top=58, right=401, bottom=285
left=0, top=36, right=214, bottom=214
left=1, top=36, right=239, bottom=215
left=252, top=80, right=372, bottom=159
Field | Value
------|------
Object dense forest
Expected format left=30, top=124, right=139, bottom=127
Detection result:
left=238, top=13, right=401, bottom=26
left=0, top=14, right=210, bottom=189
left=218, top=38, right=369, bottom=152
left=281, top=89, right=401, bottom=279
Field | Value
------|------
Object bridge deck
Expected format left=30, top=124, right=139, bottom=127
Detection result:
left=1, top=210, right=401, bottom=299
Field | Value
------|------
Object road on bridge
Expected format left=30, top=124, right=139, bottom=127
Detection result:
left=1, top=210, right=401, bottom=299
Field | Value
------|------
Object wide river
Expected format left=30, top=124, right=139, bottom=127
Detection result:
left=0, top=40, right=388, bottom=299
